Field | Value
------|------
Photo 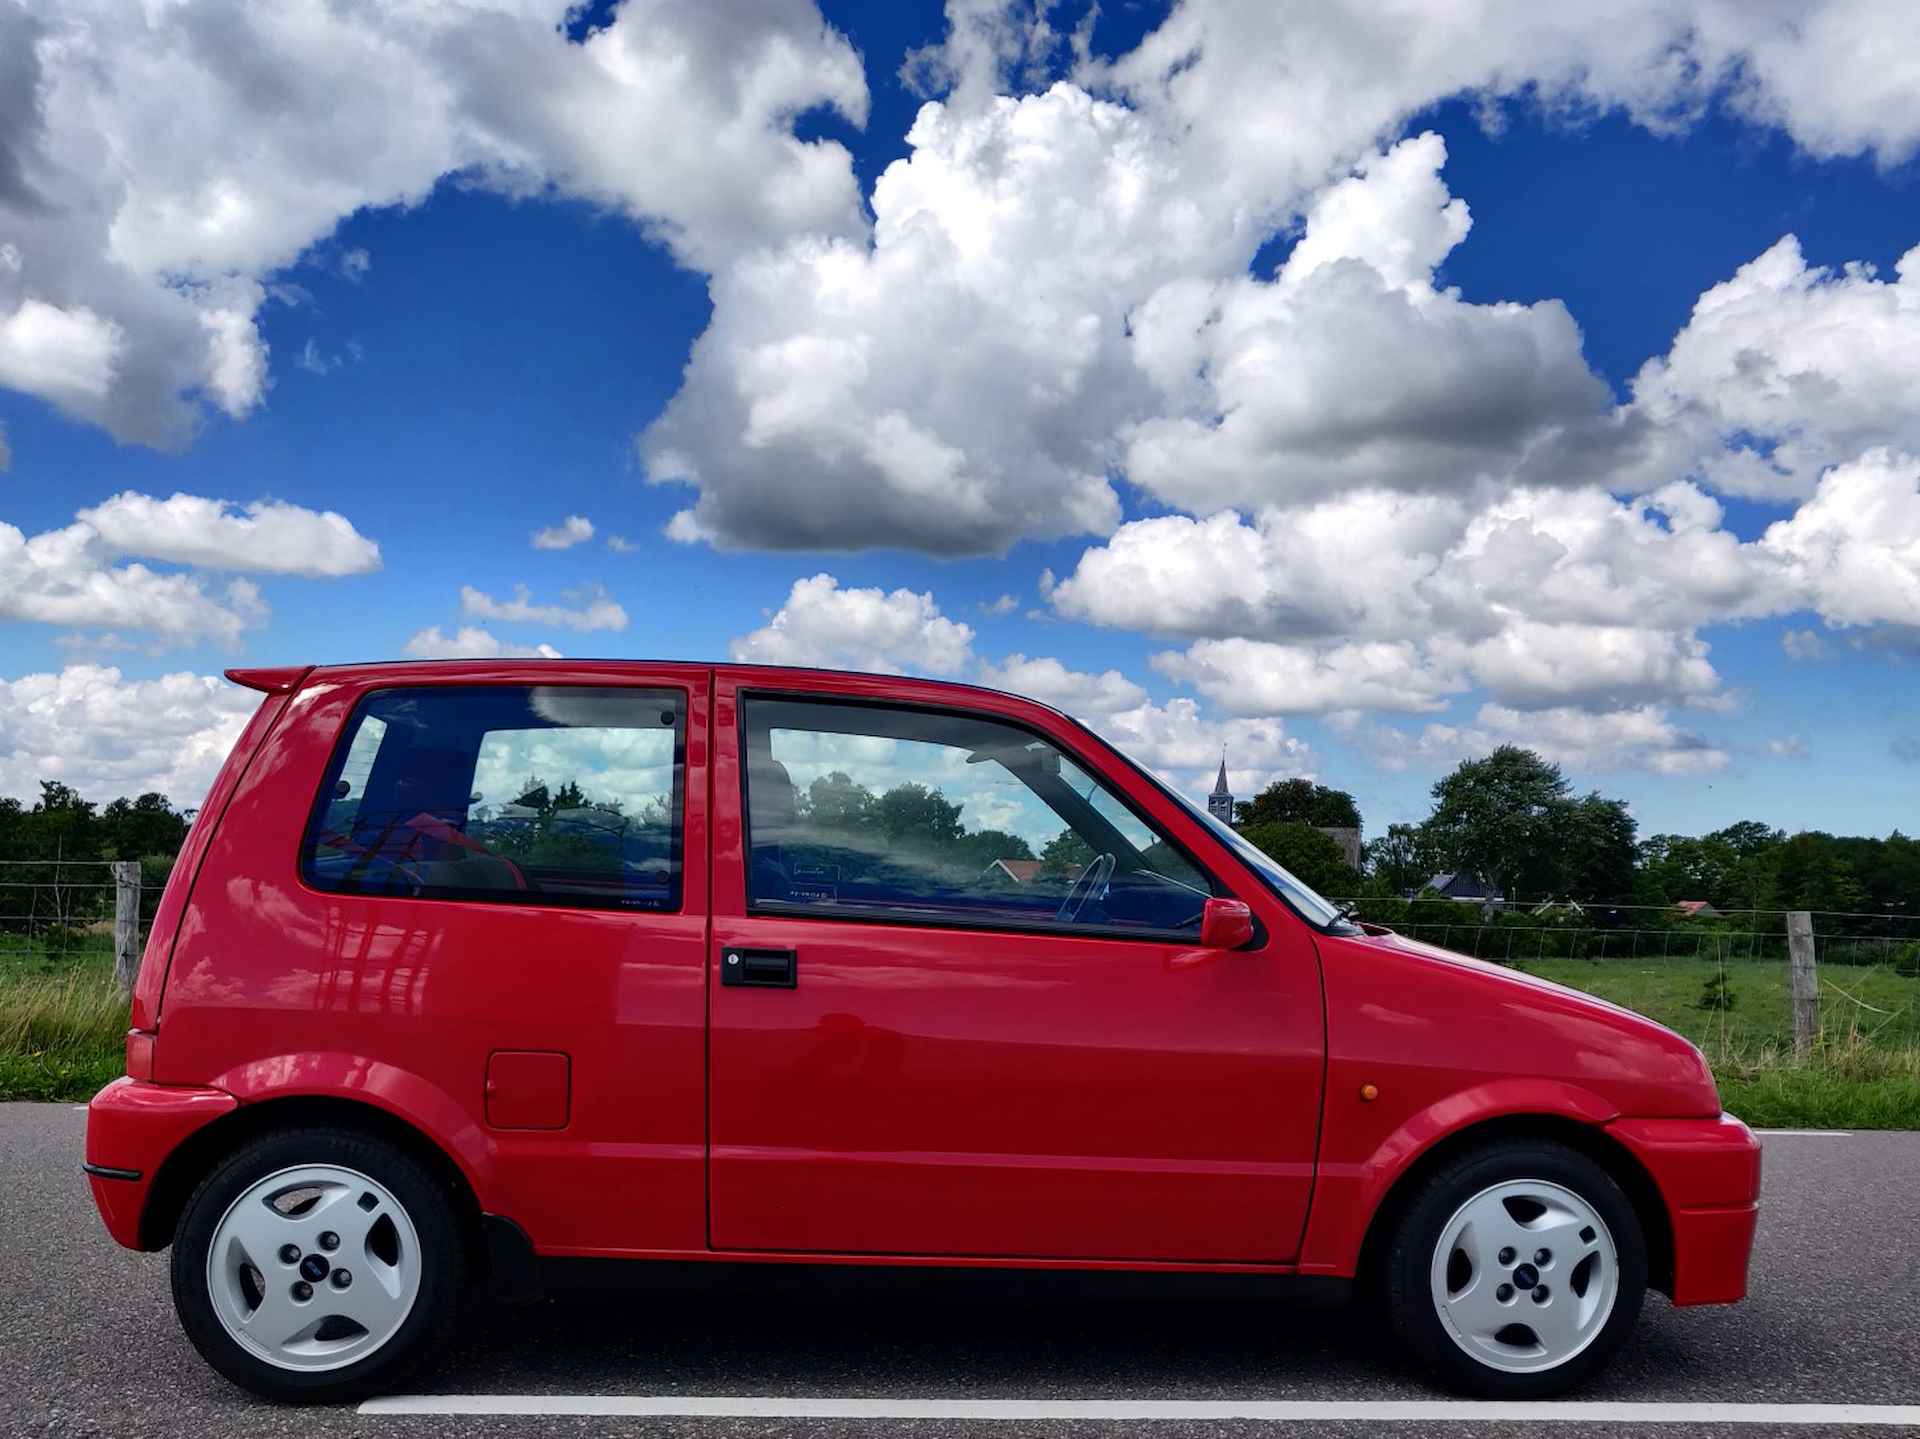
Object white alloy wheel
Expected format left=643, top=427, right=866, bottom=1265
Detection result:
left=1428, top=1178, right=1620, bottom=1375
left=205, top=1163, right=422, bottom=1372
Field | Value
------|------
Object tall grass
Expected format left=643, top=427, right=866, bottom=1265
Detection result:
left=0, top=968, right=127, bottom=1102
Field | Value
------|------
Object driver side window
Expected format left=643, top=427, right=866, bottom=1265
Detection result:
left=741, top=697, right=1211, bottom=937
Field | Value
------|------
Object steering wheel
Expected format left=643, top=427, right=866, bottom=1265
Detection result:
left=1055, top=852, right=1116, bottom=923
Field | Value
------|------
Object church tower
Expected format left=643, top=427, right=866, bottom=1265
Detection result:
left=1208, top=753, right=1234, bottom=824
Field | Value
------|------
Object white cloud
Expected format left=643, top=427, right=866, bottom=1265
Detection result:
left=730, top=573, right=975, bottom=674
left=1781, top=627, right=1828, bottom=662
left=339, top=248, right=371, bottom=282
left=531, top=515, right=595, bottom=550
left=1123, top=134, right=1623, bottom=515
left=605, top=535, right=637, bottom=554
left=1153, top=638, right=1458, bottom=717
left=460, top=583, right=627, bottom=633
left=0, top=518, right=267, bottom=646
left=76, top=491, right=382, bottom=576
left=981, top=593, right=1020, bottom=617
left=1768, top=734, right=1809, bottom=760
left=1343, top=703, right=1731, bottom=778
left=977, top=652, right=1147, bottom=717
left=0, top=0, right=868, bottom=444
left=402, top=626, right=562, bottom=660
left=1091, top=695, right=1314, bottom=804
left=1628, top=237, right=1920, bottom=500
left=0, top=665, right=258, bottom=806
left=1756, top=448, right=1920, bottom=630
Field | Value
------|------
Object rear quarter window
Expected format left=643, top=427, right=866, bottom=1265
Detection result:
left=302, top=685, right=684, bottom=911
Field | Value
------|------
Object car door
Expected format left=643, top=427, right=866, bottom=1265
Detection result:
left=707, top=671, right=1326, bottom=1264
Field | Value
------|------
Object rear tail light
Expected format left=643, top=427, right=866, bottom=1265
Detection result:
left=124, top=1029, right=156, bottom=1081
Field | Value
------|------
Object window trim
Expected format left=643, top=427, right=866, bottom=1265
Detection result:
left=737, top=690, right=1236, bottom=944
left=298, top=682, right=689, bottom=915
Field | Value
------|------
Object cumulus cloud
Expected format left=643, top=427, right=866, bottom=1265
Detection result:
left=0, top=518, right=265, bottom=646
left=1768, top=735, right=1809, bottom=760
left=1341, top=704, right=1730, bottom=778
left=531, top=515, right=595, bottom=550
left=1781, top=628, right=1828, bottom=662
left=0, top=0, right=868, bottom=444
left=1628, top=238, right=1920, bottom=500
left=0, top=665, right=257, bottom=805
left=977, top=652, right=1147, bottom=716
left=76, top=492, right=381, bottom=576
left=1756, top=448, right=1920, bottom=630
left=730, top=573, right=976, bottom=674
left=460, top=583, right=627, bottom=633
left=1123, top=134, right=1625, bottom=514
left=403, top=626, right=562, bottom=660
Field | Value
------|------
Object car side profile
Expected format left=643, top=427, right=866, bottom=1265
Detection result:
left=84, top=660, right=1761, bottom=1402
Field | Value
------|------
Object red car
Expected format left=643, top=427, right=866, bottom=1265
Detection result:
left=84, top=660, right=1760, bottom=1402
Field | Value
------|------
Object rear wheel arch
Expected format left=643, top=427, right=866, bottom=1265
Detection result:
left=1355, top=1114, right=1674, bottom=1299
left=140, top=1095, right=484, bottom=1262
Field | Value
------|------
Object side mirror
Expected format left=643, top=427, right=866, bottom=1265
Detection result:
left=1200, top=896, right=1256, bottom=950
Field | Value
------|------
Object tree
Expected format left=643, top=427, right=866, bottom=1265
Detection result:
left=1364, top=822, right=1440, bottom=895
left=1558, top=792, right=1637, bottom=901
left=801, top=771, right=875, bottom=832
left=1235, top=778, right=1361, bottom=831
left=1241, top=820, right=1361, bottom=897
left=950, top=828, right=1035, bottom=870
left=872, top=782, right=965, bottom=852
left=1040, top=828, right=1096, bottom=875
left=1424, top=746, right=1571, bottom=900
left=100, top=793, right=190, bottom=861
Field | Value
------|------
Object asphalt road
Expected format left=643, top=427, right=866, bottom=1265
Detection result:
left=6, top=1104, right=1918, bottom=1438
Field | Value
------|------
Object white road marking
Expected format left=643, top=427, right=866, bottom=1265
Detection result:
left=361, top=1396, right=1920, bottom=1425
left=1755, top=1129, right=1852, bottom=1137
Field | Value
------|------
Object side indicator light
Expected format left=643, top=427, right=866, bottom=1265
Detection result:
left=125, top=1029, right=156, bottom=1081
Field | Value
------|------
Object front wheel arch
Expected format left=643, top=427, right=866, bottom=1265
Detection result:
left=1355, top=1114, right=1674, bottom=1300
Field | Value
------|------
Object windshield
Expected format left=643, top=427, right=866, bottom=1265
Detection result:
left=1155, top=775, right=1357, bottom=932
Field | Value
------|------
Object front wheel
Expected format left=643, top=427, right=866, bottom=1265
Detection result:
left=1385, top=1139, right=1646, bottom=1397
left=170, top=1127, right=465, bottom=1402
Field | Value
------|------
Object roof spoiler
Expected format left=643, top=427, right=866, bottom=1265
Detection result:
left=224, top=665, right=313, bottom=695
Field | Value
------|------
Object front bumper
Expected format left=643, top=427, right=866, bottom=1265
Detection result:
left=85, top=1077, right=236, bottom=1250
left=1607, top=1111, right=1762, bottom=1306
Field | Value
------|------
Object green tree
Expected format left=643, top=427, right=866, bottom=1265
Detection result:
left=1424, top=746, right=1571, bottom=900
left=1241, top=820, right=1361, bottom=897
left=1558, top=792, right=1638, bottom=901
left=100, top=793, right=190, bottom=862
left=1235, top=778, right=1361, bottom=831
left=950, top=828, right=1035, bottom=870
left=801, top=771, right=875, bottom=832
left=872, top=782, right=965, bottom=852
left=1364, top=822, right=1440, bottom=895
left=1040, top=828, right=1096, bottom=875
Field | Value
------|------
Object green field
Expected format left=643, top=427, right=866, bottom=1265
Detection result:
left=2, top=934, right=1915, bottom=1128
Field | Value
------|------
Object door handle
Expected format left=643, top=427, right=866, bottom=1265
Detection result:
left=721, top=947, right=797, bottom=988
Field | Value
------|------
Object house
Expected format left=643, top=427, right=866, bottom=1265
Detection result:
left=982, top=858, right=1081, bottom=885
left=1673, top=899, right=1721, bottom=919
left=1414, top=872, right=1505, bottom=903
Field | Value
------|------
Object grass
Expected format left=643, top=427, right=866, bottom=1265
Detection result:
left=2, top=935, right=1915, bottom=1129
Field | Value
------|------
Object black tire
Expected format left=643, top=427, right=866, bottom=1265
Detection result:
left=170, top=1127, right=466, bottom=1403
left=1384, top=1138, right=1647, bottom=1398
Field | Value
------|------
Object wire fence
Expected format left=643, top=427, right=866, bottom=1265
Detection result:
left=0, top=860, right=167, bottom=979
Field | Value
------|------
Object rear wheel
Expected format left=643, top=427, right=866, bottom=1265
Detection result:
left=170, top=1127, right=464, bottom=1402
left=1385, top=1139, right=1646, bottom=1397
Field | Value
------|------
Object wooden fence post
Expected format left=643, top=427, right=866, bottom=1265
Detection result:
left=112, top=861, right=140, bottom=997
left=1786, top=910, right=1818, bottom=1057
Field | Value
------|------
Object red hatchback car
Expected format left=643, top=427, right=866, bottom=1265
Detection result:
left=85, top=660, right=1760, bottom=1402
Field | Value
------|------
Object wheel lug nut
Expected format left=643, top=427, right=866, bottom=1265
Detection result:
left=1533, top=1285, right=1550, bottom=1303
left=291, top=1281, right=313, bottom=1302
left=318, top=1231, right=340, bottom=1252
left=278, top=1244, right=300, bottom=1265
left=330, top=1268, right=352, bottom=1289
left=1497, top=1247, right=1516, bottom=1265
left=1534, top=1248, right=1551, bottom=1265
left=1495, top=1283, right=1514, bottom=1302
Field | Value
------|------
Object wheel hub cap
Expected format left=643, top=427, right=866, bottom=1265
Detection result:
left=205, top=1163, right=421, bottom=1373
left=1429, top=1178, right=1619, bottom=1375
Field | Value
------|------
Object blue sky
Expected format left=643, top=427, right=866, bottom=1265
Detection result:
left=2, top=0, right=1919, bottom=842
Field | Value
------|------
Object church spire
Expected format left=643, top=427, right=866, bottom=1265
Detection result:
left=1208, top=750, right=1234, bottom=823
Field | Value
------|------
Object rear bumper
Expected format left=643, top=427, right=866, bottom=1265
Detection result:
left=85, top=1077, right=236, bottom=1250
left=1607, top=1111, right=1762, bottom=1306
